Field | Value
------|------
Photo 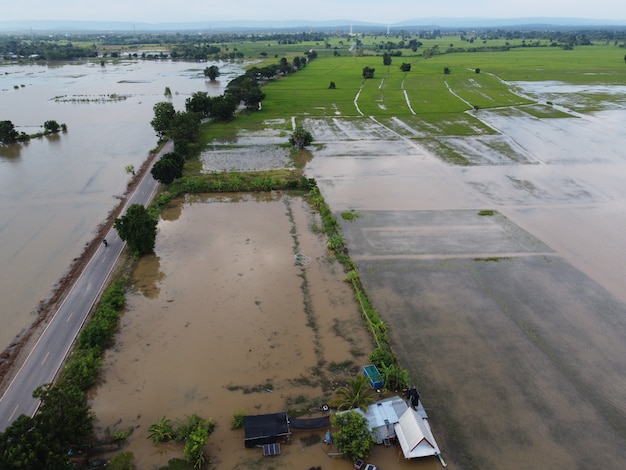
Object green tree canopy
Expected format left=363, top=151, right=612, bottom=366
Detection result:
left=204, top=65, right=220, bottom=80
left=185, top=91, right=212, bottom=118
left=114, top=204, right=158, bottom=256
left=362, top=66, right=375, bottom=79
left=328, top=374, right=376, bottom=411
left=0, top=120, right=19, bottom=145
left=43, top=120, right=61, bottom=133
left=151, top=152, right=184, bottom=184
left=289, top=125, right=314, bottom=150
left=331, top=410, right=376, bottom=462
left=150, top=102, right=176, bottom=139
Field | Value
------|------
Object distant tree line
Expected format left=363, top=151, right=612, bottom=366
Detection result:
left=0, top=39, right=97, bottom=60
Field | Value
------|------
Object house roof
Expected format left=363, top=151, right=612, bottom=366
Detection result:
left=394, top=407, right=441, bottom=459
left=243, top=412, right=290, bottom=445
left=351, top=395, right=408, bottom=429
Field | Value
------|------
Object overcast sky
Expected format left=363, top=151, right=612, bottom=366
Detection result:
left=3, top=0, right=625, bottom=24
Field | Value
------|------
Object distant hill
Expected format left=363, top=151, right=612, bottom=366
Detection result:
left=1, top=17, right=625, bottom=33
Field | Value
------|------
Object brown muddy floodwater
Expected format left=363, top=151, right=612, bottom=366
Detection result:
left=90, top=193, right=439, bottom=470
left=304, top=90, right=626, bottom=469
left=0, top=60, right=243, bottom=350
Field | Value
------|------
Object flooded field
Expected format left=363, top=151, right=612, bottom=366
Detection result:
left=3, top=58, right=626, bottom=470
left=304, top=85, right=626, bottom=468
left=0, top=60, right=243, bottom=349
left=90, top=194, right=438, bottom=470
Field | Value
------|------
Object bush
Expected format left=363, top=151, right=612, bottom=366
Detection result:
left=231, top=410, right=246, bottom=429
left=107, top=451, right=135, bottom=470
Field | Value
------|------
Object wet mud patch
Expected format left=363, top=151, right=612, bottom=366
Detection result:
left=437, top=135, right=536, bottom=165
left=465, top=167, right=600, bottom=206
left=338, top=209, right=553, bottom=259
left=199, top=145, right=292, bottom=172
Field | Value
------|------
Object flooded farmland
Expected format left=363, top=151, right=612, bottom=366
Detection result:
left=90, top=194, right=438, bottom=470
left=0, top=60, right=243, bottom=349
left=2, top=55, right=626, bottom=470
left=305, top=88, right=626, bottom=468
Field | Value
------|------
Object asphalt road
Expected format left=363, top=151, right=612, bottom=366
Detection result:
left=0, top=141, right=172, bottom=432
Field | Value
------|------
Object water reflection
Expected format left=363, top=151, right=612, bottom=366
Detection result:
left=132, top=254, right=165, bottom=298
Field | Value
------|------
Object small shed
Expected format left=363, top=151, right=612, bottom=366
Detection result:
left=243, top=412, right=290, bottom=448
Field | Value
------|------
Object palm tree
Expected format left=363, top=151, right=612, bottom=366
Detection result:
left=329, top=374, right=376, bottom=411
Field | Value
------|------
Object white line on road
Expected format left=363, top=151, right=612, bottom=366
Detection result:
left=41, top=351, right=50, bottom=366
left=7, top=404, right=19, bottom=422
left=66, top=311, right=74, bottom=323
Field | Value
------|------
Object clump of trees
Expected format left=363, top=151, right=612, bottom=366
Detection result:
left=114, top=204, right=158, bottom=256
left=400, top=62, right=411, bottom=72
left=148, top=414, right=215, bottom=468
left=289, top=125, right=314, bottom=149
left=331, top=411, right=376, bottom=462
left=362, top=66, right=375, bottom=79
left=0, top=119, right=66, bottom=145
left=203, top=65, right=220, bottom=81
left=0, top=120, right=19, bottom=144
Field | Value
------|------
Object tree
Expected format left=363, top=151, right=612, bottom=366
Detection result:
left=475, top=68, right=481, bottom=74
left=362, top=66, right=375, bottom=79
left=0, top=120, right=19, bottom=144
left=125, top=164, right=135, bottom=175
left=331, top=411, right=376, bottom=462
left=383, top=52, right=392, bottom=66
left=400, top=62, right=411, bottom=72
left=33, top=382, right=94, bottom=452
left=150, top=102, right=176, bottom=139
left=289, top=126, right=313, bottom=150
left=183, top=424, right=209, bottom=468
left=43, top=120, right=61, bottom=133
left=328, top=374, right=376, bottom=411
left=168, top=111, right=201, bottom=147
left=151, top=152, right=184, bottom=184
left=204, top=65, right=220, bottom=81
left=329, top=81, right=336, bottom=89
left=208, top=94, right=239, bottom=121
left=444, top=67, right=451, bottom=74
left=378, top=363, right=411, bottom=391
left=185, top=91, right=212, bottom=118
left=114, top=204, right=158, bottom=256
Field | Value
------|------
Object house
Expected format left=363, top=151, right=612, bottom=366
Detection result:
left=394, top=406, right=442, bottom=459
left=348, top=394, right=445, bottom=465
left=351, top=395, right=408, bottom=444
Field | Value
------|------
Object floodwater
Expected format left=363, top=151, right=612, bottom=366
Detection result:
left=90, top=193, right=438, bottom=470
left=0, top=59, right=243, bottom=349
left=304, top=86, right=626, bottom=469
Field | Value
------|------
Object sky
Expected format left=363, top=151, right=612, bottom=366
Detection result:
left=2, top=0, right=625, bottom=24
